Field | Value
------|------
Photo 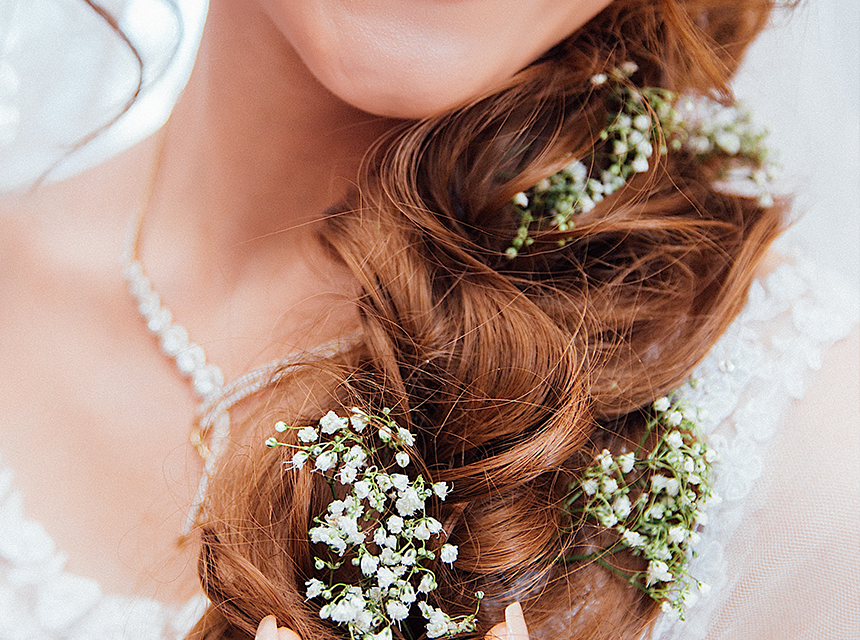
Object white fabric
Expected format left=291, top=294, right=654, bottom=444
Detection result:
left=651, top=237, right=860, bottom=640
left=0, top=0, right=207, bottom=191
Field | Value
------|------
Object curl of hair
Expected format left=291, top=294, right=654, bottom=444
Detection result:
left=186, top=1, right=789, bottom=638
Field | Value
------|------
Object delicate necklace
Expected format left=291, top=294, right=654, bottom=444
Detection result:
left=120, top=134, right=358, bottom=533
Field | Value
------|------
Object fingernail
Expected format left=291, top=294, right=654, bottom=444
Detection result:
left=256, top=615, right=278, bottom=640
left=505, top=603, right=529, bottom=640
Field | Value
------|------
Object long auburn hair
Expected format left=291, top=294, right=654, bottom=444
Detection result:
left=88, top=0, right=788, bottom=638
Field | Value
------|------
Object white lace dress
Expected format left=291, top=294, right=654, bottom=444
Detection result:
left=1, top=0, right=858, bottom=638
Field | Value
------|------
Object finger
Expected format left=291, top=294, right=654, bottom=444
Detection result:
left=255, top=615, right=279, bottom=640
left=485, top=621, right=507, bottom=640
left=505, top=602, right=529, bottom=640
left=277, top=628, right=302, bottom=640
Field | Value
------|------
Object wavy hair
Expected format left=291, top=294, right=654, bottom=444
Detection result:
left=86, top=0, right=789, bottom=638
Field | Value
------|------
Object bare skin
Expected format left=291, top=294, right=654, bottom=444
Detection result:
left=0, top=0, right=614, bottom=611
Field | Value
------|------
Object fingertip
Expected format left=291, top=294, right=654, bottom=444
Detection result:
left=255, top=615, right=278, bottom=640
left=277, top=628, right=302, bottom=640
left=504, top=602, right=529, bottom=640
left=485, top=621, right=507, bottom=640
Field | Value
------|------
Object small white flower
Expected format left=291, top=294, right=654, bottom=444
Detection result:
left=646, top=560, right=673, bottom=585
left=339, top=466, right=357, bottom=485
left=305, top=578, right=325, bottom=599
left=602, top=477, right=619, bottom=495
left=633, top=114, right=651, bottom=131
left=354, top=480, right=372, bottom=499
left=590, top=73, right=608, bottom=86
left=377, top=566, right=397, bottom=589
left=417, top=573, right=437, bottom=593
left=715, top=130, right=742, bottom=155
left=512, top=191, right=529, bottom=208
left=297, top=426, right=318, bottom=443
left=400, top=583, right=417, bottom=604
left=668, top=526, right=687, bottom=544
left=374, top=527, right=388, bottom=546
left=597, top=449, right=613, bottom=470
left=425, top=517, right=443, bottom=534
left=290, top=451, right=308, bottom=470
left=397, top=427, right=416, bottom=446
left=349, top=408, right=370, bottom=431
left=315, top=450, right=337, bottom=471
left=598, top=509, right=618, bottom=527
left=440, top=544, right=458, bottom=564
left=390, top=474, right=410, bottom=492
left=666, top=411, right=684, bottom=427
left=666, top=428, right=684, bottom=445
left=395, top=487, right=424, bottom=516
left=631, top=156, right=650, bottom=173
left=343, top=445, right=367, bottom=467
left=360, top=553, right=379, bottom=576
left=620, top=61, right=639, bottom=75
left=654, top=397, right=671, bottom=412
left=432, top=482, right=450, bottom=500
left=613, top=140, right=629, bottom=155
left=613, top=495, right=632, bottom=519
left=376, top=474, right=393, bottom=492
left=582, top=478, right=599, bottom=496
left=622, top=529, right=646, bottom=548
left=617, top=452, right=635, bottom=474
left=320, top=410, right=348, bottom=434
left=651, top=475, right=670, bottom=493
left=387, top=515, right=404, bottom=535
left=386, top=600, right=410, bottom=621
left=665, top=478, right=680, bottom=497
left=636, top=140, right=654, bottom=157
left=661, top=600, right=681, bottom=620
left=414, top=522, right=431, bottom=540
left=274, top=421, right=288, bottom=432
left=401, top=549, right=418, bottom=566
left=646, top=503, right=665, bottom=520
left=395, top=451, right=410, bottom=468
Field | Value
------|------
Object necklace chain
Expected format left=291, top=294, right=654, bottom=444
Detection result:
left=119, top=131, right=228, bottom=531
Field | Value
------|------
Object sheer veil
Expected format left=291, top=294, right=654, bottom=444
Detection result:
left=0, top=1, right=857, bottom=638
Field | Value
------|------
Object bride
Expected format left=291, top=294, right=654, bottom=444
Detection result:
left=0, top=0, right=856, bottom=638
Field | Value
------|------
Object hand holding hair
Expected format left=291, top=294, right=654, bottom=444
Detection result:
left=486, top=603, right=530, bottom=640
left=254, top=616, right=301, bottom=640
left=253, top=603, right=530, bottom=640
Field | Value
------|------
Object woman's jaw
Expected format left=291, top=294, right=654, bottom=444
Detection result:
left=253, top=0, right=616, bottom=119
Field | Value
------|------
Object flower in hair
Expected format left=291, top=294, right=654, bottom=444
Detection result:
left=564, top=396, right=719, bottom=620
left=506, top=63, right=777, bottom=257
left=267, top=408, right=483, bottom=639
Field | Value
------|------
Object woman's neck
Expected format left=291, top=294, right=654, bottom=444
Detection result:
left=144, top=0, right=394, bottom=286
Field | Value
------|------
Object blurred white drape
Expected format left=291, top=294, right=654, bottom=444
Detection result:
left=0, top=0, right=206, bottom=190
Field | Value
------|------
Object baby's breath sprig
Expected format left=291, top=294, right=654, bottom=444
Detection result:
left=564, top=396, right=720, bottom=620
left=267, top=408, right=483, bottom=640
left=506, top=62, right=776, bottom=257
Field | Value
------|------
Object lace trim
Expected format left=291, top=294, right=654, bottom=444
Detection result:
left=650, top=238, right=860, bottom=639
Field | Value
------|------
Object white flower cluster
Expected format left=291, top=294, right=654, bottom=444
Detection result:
left=567, top=396, right=719, bottom=620
left=506, top=62, right=776, bottom=258
left=267, top=408, right=483, bottom=639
